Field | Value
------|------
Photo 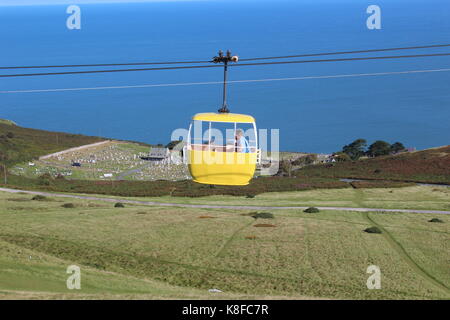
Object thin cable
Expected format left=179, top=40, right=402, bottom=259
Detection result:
left=0, top=59, right=212, bottom=70
left=240, top=43, right=450, bottom=61
left=234, top=52, right=450, bottom=67
left=0, top=64, right=219, bottom=77
left=2, top=68, right=449, bottom=94
left=1, top=52, right=450, bottom=78
left=2, top=43, right=449, bottom=69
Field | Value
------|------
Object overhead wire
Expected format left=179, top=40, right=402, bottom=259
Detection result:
left=2, top=68, right=450, bottom=94
left=1, top=43, right=449, bottom=69
left=1, top=52, right=450, bottom=78
left=239, top=43, right=450, bottom=61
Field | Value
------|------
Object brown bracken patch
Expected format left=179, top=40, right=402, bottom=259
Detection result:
left=245, top=235, right=257, bottom=240
left=254, top=224, right=276, bottom=228
left=198, top=215, right=215, bottom=219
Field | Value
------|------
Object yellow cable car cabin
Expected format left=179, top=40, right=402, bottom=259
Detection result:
left=187, top=112, right=258, bottom=186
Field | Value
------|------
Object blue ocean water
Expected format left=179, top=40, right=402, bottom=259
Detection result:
left=0, top=0, right=449, bottom=153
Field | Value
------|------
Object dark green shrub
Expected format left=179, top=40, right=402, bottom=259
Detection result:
left=251, top=212, right=274, bottom=219
left=304, top=207, right=320, bottom=213
left=31, top=195, right=47, bottom=201
left=429, top=218, right=444, bottom=223
left=246, top=194, right=255, bottom=198
left=364, top=226, right=382, bottom=234
left=114, top=202, right=125, bottom=208
left=62, top=203, right=75, bottom=208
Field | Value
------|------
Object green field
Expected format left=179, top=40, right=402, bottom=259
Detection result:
left=0, top=188, right=448, bottom=300
left=79, top=185, right=450, bottom=212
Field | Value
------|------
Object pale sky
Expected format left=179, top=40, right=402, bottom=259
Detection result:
left=0, top=0, right=209, bottom=6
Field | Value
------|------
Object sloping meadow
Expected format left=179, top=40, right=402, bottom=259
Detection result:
left=0, top=191, right=448, bottom=299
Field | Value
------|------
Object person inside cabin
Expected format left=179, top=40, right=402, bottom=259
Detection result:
left=201, top=136, right=215, bottom=151
left=235, top=129, right=249, bottom=153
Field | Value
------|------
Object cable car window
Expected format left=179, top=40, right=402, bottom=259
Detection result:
left=236, top=123, right=257, bottom=153
left=189, top=120, right=204, bottom=149
left=206, top=122, right=236, bottom=152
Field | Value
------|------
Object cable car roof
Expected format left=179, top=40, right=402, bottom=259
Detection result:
left=192, top=113, right=255, bottom=123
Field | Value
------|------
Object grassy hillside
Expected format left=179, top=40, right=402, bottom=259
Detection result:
left=298, top=146, right=450, bottom=184
left=1, top=121, right=447, bottom=197
left=0, top=190, right=448, bottom=299
left=119, top=185, right=450, bottom=212
left=0, top=120, right=103, bottom=166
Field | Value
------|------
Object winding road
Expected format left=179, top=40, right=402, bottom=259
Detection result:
left=1, top=187, right=449, bottom=215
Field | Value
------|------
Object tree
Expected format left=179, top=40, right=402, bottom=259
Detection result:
left=279, top=160, right=293, bottom=177
left=342, top=139, right=367, bottom=160
left=390, top=142, right=405, bottom=153
left=367, top=140, right=391, bottom=157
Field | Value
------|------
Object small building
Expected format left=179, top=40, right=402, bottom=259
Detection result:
left=147, top=147, right=170, bottom=161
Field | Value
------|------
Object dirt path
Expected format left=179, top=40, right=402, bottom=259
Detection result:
left=38, top=140, right=112, bottom=160
left=1, top=187, right=450, bottom=215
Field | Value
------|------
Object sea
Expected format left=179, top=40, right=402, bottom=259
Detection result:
left=0, top=0, right=449, bottom=153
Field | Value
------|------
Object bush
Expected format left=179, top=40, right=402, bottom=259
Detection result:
left=251, top=212, right=274, bottom=219
left=114, top=202, right=125, bottom=208
left=62, top=203, right=75, bottom=208
left=31, top=195, right=47, bottom=201
left=304, top=207, right=320, bottom=213
left=364, top=226, right=382, bottom=234
left=246, top=194, right=255, bottom=198
left=429, top=218, right=444, bottom=223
